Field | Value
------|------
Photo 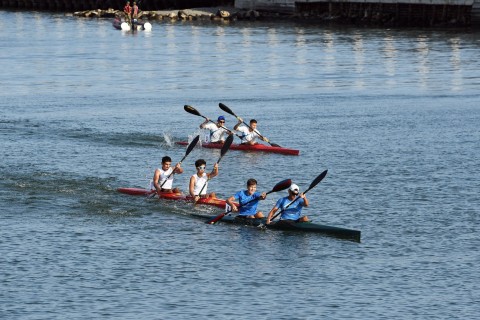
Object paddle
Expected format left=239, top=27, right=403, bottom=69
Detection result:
left=268, top=169, right=328, bottom=223
left=206, top=179, right=292, bottom=224
left=194, top=134, right=234, bottom=201
left=183, top=105, right=243, bottom=141
left=218, top=102, right=281, bottom=147
left=149, top=135, right=200, bottom=198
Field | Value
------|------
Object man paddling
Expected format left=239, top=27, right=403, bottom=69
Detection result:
left=189, top=159, right=218, bottom=202
left=226, top=178, right=267, bottom=220
left=152, top=156, right=183, bottom=195
left=233, top=118, right=270, bottom=145
left=199, top=116, right=231, bottom=144
left=265, top=183, right=309, bottom=225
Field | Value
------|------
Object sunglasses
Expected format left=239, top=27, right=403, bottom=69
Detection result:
left=197, top=165, right=206, bottom=170
left=219, top=121, right=225, bottom=123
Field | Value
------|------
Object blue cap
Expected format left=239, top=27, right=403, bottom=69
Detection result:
left=218, top=116, right=225, bottom=121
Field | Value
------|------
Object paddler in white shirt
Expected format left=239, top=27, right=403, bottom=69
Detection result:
left=199, top=115, right=230, bottom=144
left=233, top=118, right=270, bottom=145
left=189, top=159, right=218, bottom=202
left=152, top=156, right=183, bottom=194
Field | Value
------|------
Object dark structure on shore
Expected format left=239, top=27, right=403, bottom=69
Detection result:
left=295, top=1, right=476, bottom=27
left=1, top=0, right=479, bottom=27
left=0, top=0, right=233, bottom=11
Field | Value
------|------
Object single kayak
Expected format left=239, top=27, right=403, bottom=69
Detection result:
left=117, top=187, right=236, bottom=209
left=192, top=213, right=361, bottom=242
left=175, top=141, right=300, bottom=156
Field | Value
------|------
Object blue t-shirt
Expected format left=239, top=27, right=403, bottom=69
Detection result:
left=234, top=190, right=261, bottom=216
left=275, top=196, right=305, bottom=220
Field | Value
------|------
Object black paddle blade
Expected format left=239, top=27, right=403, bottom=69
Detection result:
left=270, top=179, right=292, bottom=193
left=220, top=134, right=234, bottom=157
left=186, top=135, right=200, bottom=155
left=306, top=170, right=328, bottom=193
left=184, top=105, right=202, bottom=117
left=270, top=143, right=281, bottom=147
left=219, top=103, right=236, bottom=117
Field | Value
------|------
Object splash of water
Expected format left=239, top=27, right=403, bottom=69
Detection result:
left=163, top=132, right=173, bottom=147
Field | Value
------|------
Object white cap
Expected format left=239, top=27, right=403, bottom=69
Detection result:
left=289, top=184, right=299, bottom=194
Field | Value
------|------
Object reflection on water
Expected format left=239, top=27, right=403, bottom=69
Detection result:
left=449, top=37, right=463, bottom=91
left=2, top=11, right=479, bottom=320
left=1, top=11, right=480, bottom=98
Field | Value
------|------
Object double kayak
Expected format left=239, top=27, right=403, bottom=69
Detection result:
left=117, top=187, right=361, bottom=242
left=175, top=141, right=300, bottom=156
left=117, top=187, right=235, bottom=209
left=192, top=213, right=361, bottom=242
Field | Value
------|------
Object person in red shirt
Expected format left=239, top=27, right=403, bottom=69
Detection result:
left=123, top=1, right=132, bottom=24
left=132, top=2, right=139, bottom=19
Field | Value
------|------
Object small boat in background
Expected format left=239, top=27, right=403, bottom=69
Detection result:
left=113, top=17, right=152, bottom=31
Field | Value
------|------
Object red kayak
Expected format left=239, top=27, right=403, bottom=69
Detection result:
left=175, top=141, right=299, bottom=156
left=117, top=187, right=235, bottom=209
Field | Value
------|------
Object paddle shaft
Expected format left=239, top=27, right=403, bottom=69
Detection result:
left=160, top=135, right=199, bottom=188
left=202, top=117, right=243, bottom=141
left=195, top=135, right=234, bottom=198
left=184, top=105, right=242, bottom=141
left=219, top=103, right=280, bottom=147
left=207, top=189, right=276, bottom=225
left=158, top=153, right=186, bottom=189
left=270, top=170, right=328, bottom=221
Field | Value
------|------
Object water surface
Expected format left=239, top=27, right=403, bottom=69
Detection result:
left=1, top=10, right=479, bottom=319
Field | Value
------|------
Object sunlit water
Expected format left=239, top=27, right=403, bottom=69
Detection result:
left=1, top=10, right=479, bottom=319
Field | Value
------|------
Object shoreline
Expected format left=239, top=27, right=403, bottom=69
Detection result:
left=3, top=5, right=474, bottom=28
left=70, top=6, right=299, bottom=23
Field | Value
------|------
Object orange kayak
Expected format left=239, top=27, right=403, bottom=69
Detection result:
left=117, top=187, right=236, bottom=209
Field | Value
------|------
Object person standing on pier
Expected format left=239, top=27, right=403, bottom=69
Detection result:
left=123, top=1, right=132, bottom=25
left=132, top=2, right=139, bottom=20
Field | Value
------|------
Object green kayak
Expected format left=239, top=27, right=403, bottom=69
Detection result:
left=193, top=213, right=361, bottom=242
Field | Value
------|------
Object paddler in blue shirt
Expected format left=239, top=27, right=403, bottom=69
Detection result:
left=265, top=183, right=309, bottom=224
left=152, top=156, right=183, bottom=194
left=227, top=178, right=267, bottom=219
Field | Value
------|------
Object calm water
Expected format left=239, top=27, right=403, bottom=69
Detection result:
left=1, top=10, right=479, bottom=319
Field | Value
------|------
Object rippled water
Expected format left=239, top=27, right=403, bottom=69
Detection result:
left=1, top=10, right=479, bottom=319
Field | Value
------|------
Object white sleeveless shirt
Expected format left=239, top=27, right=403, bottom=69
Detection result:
left=192, top=172, right=208, bottom=195
left=156, top=167, right=174, bottom=189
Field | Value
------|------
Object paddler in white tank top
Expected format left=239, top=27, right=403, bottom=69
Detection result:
left=189, top=158, right=218, bottom=202
left=233, top=118, right=270, bottom=145
left=153, top=156, right=183, bottom=194
left=199, top=115, right=230, bottom=144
